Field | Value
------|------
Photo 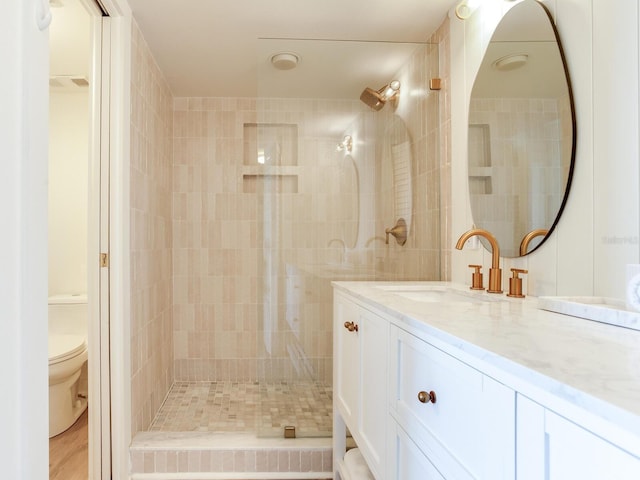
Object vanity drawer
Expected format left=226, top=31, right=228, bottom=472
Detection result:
left=391, top=327, right=515, bottom=479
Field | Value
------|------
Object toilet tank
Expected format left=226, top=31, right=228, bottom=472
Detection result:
left=48, top=294, right=87, bottom=336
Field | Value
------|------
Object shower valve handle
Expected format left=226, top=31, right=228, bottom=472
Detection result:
left=385, top=218, right=407, bottom=246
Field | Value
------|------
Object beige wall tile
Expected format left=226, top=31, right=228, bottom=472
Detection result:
left=130, top=20, right=174, bottom=435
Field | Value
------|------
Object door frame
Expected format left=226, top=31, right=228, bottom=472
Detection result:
left=85, top=0, right=111, bottom=477
left=101, top=5, right=132, bottom=478
left=84, top=0, right=133, bottom=478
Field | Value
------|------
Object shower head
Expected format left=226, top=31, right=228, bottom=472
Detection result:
left=360, top=87, right=386, bottom=111
left=359, top=80, right=401, bottom=111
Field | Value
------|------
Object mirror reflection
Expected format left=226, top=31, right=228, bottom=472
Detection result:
left=468, top=0, right=575, bottom=257
left=339, top=153, right=360, bottom=249
left=382, top=115, right=413, bottom=237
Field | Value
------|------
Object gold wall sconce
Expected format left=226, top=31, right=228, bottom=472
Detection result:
left=337, top=135, right=353, bottom=153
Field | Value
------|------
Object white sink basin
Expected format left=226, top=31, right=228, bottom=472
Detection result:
left=538, top=296, right=640, bottom=331
left=376, top=285, right=500, bottom=304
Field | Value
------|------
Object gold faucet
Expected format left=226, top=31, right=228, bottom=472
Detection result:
left=455, top=228, right=503, bottom=293
left=519, top=229, right=548, bottom=256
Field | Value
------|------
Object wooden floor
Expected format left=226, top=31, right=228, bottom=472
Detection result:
left=49, top=409, right=88, bottom=480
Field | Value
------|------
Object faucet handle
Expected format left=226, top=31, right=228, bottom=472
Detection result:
left=507, top=268, right=528, bottom=298
left=385, top=218, right=407, bottom=246
left=468, top=264, right=485, bottom=290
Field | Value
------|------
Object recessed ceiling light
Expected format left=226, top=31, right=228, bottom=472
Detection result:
left=270, top=52, right=300, bottom=71
left=492, top=54, right=529, bottom=71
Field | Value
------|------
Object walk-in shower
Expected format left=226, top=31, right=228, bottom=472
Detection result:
left=145, top=37, right=441, bottom=444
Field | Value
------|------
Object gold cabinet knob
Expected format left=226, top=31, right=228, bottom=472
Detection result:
left=417, top=390, right=437, bottom=404
left=343, top=321, right=359, bottom=332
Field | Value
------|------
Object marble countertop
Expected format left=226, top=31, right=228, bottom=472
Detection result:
left=332, top=281, right=640, bottom=442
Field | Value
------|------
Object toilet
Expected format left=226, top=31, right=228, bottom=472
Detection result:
left=48, top=294, right=88, bottom=438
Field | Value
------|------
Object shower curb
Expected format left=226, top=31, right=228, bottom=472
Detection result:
left=130, top=432, right=332, bottom=479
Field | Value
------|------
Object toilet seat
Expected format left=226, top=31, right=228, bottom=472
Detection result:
left=49, top=334, right=87, bottom=365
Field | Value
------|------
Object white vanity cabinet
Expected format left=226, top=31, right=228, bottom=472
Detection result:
left=389, top=326, right=515, bottom=479
left=334, top=292, right=389, bottom=480
left=333, top=283, right=640, bottom=480
left=334, top=291, right=514, bottom=480
left=517, top=394, right=640, bottom=480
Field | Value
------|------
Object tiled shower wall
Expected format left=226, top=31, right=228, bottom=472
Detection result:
left=170, top=40, right=448, bottom=385
left=171, top=97, right=366, bottom=384
left=373, top=39, right=444, bottom=281
left=436, top=20, right=452, bottom=282
left=130, top=22, right=175, bottom=434
left=171, top=97, right=260, bottom=382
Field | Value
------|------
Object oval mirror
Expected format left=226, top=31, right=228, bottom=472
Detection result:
left=467, top=0, right=576, bottom=257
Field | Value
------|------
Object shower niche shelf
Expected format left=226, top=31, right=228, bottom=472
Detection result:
left=242, top=173, right=299, bottom=194
left=241, top=165, right=301, bottom=193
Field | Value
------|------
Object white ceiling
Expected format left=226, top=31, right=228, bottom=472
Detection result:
left=126, top=0, right=457, bottom=98
left=472, top=0, right=568, bottom=98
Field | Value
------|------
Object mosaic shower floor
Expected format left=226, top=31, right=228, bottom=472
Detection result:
left=149, top=381, right=333, bottom=437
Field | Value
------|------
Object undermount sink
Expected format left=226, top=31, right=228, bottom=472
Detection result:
left=376, top=285, right=500, bottom=304
left=538, top=296, right=640, bottom=331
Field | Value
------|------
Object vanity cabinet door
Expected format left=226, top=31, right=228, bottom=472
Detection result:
left=391, top=327, right=515, bottom=479
left=334, top=297, right=361, bottom=427
left=358, top=307, right=388, bottom=478
left=334, top=295, right=388, bottom=479
left=517, top=394, right=640, bottom=479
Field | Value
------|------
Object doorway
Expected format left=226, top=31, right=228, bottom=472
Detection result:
left=48, top=0, right=111, bottom=478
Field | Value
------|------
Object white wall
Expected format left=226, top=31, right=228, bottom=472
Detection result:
left=591, top=0, right=640, bottom=298
left=0, top=0, right=50, bottom=478
left=450, top=0, right=640, bottom=299
left=49, top=90, right=89, bottom=296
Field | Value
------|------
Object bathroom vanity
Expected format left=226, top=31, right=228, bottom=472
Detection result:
left=332, top=282, right=640, bottom=480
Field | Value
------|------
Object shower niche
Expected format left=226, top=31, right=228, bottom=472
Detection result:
left=242, top=122, right=300, bottom=193
left=468, top=123, right=493, bottom=195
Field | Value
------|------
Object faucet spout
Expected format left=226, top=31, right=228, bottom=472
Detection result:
left=519, top=229, right=548, bottom=256
left=455, top=228, right=503, bottom=293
